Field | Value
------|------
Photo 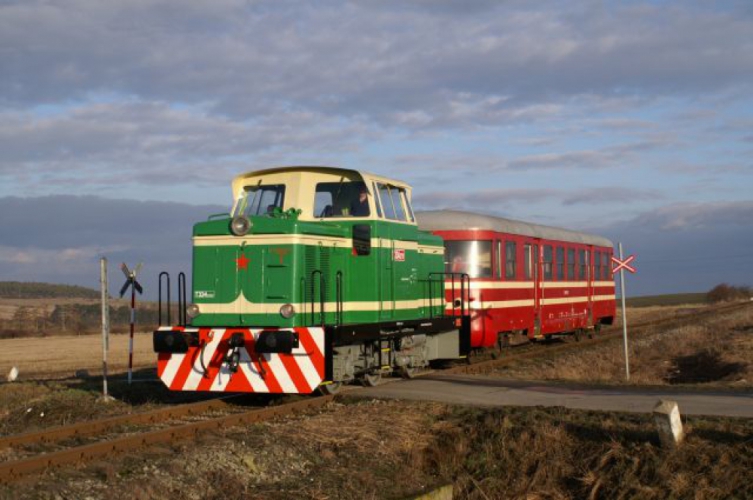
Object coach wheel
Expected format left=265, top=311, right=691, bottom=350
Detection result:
left=318, top=382, right=342, bottom=395
left=587, top=330, right=594, bottom=340
left=360, top=371, right=381, bottom=387
left=574, top=330, right=582, bottom=342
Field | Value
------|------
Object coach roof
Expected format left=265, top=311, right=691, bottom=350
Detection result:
left=416, top=210, right=613, bottom=248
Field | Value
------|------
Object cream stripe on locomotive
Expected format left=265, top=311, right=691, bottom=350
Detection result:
left=198, top=296, right=429, bottom=315
left=193, top=234, right=443, bottom=252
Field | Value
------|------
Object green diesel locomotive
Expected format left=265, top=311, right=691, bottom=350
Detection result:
left=154, top=166, right=470, bottom=394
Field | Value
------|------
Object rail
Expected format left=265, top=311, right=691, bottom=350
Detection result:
left=0, top=395, right=334, bottom=484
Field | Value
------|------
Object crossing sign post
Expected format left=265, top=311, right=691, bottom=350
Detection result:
left=120, top=263, right=143, bottom=385
left=612, top=245, right=636, bottom=381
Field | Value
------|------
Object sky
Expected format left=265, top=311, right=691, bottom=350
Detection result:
left=1, top=0, right=752, bottom=297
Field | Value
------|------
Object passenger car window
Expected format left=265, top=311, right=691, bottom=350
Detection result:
left=505, top=241, right=516, bottom=279
left=444, top=240, right=492, bottom=278
left=524, top=244, right=532, bottom=280
left=567, top=248, right=576, bottom=280
left=543, top=245, right=553, bottom=280
left=556, top=247, right=565, bottom=281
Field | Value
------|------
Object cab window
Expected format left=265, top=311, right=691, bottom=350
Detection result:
left=377, top=183, right=409, bottom=221
left=314, top=181, right=370, bottom=218
left=235, top=184, right=285, bottom=217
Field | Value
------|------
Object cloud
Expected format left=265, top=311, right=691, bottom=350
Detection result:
left=0, top=195, right=223, bottom=296
left=413, top=186, right=662, bottom=212
left=629, top=201, right=753, bottom=231
left=591, top=201, right=753, bottom=294
left=1, top=1, right=752, bottom=123
left=0, top=102, right=378, bottom=190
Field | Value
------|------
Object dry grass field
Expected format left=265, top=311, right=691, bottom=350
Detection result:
left=0, top=331, right=156, bottom=380
left=498, top=303, right=753, bottom=387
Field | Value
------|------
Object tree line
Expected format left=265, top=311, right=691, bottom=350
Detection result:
left=0, top=281, right=100, bottom=299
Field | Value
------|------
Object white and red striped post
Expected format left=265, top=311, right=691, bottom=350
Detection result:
left=128, top=277, right=135, bottom=384
left=119, top=263, right=143, bottom=386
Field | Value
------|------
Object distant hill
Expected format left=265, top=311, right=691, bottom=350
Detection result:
left=0, top=281, right=100, bottom=299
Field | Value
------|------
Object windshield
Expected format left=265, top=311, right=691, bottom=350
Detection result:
left=234, top=184, right=286, bottom=217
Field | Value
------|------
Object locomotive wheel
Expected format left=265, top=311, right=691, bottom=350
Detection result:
left=360, top=371, right=382, bottom=387
left=318, top=382, right=342, bottom=395
left=400, top=366, right=417, bottom=379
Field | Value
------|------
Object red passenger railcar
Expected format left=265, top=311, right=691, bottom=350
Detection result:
left=417, top=210, right=616, bottom=348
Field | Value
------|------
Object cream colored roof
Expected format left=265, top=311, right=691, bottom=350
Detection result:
left=416, top=210, right=613, bottom=248
left=231, top=166, right=409, bottom=195
left=230, top=166, right=414, bottom=222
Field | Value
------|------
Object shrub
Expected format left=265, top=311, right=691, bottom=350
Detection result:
left=707, top=283, right=751, bottom=303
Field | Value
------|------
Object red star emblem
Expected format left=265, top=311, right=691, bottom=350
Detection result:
left=236, top=253, right=250, bottom=270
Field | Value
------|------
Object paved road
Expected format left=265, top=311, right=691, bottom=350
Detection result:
left=356, top=374, right=753, bottom=417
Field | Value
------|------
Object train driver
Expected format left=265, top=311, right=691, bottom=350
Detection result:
left=349, top=185, right=370, bottom=217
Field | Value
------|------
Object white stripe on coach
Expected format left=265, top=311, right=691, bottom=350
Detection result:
left=183, top=329, right=225, bottom=390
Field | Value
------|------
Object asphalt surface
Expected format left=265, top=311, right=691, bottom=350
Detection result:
left=357, top=374, right=753, bottom=417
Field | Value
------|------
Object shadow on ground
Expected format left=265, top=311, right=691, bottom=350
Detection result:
left=667, top=349, right=746, bottom=384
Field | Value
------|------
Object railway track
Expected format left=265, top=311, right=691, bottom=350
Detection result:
left=1, top=301, right=748, bottom=484
left=0, top=394, right=333, bottom=484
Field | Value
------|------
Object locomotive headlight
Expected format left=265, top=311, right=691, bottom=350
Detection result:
left=230, top=215, right=252, bottom=236
left=279, top=303, right=295, bottom=319
left=186, top=303, right=201, bottom=318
